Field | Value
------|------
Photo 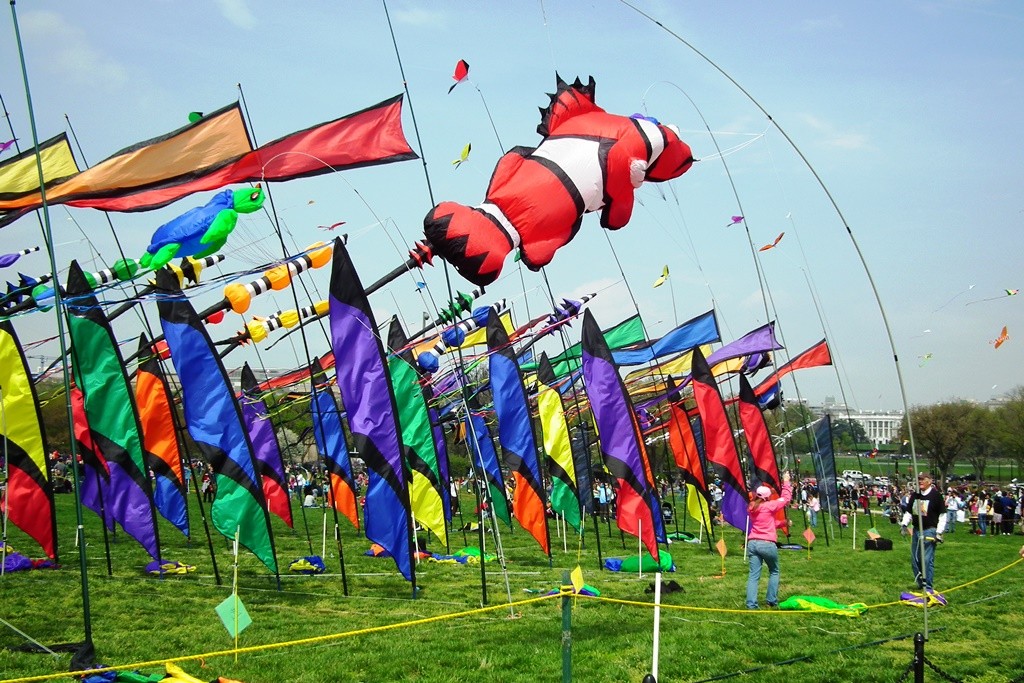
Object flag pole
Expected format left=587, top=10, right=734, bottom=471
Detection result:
left=321, top=508, right=327, bottom=558
left=471, top=471, right=488, bottom=605
left=232, top=527, right=240, bottom=663
left=650, top=571, right=662, bottom=682
left=1, top=384, right=8, bottom=578
left=637, top=519, right=643, bottom=579
left=10, top=0, right=92, bottom=646
left=184, top=458, right=222, bottom=586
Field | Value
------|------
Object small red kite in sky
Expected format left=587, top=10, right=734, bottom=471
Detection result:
left=448, top=59, right=470, bottom=94
left=727, top=215, right=743, bottom=227
left=759, top=232, right=785, bottom=251
left=0, top=138, right=17, bottom=154
left=318, top=221, right=346, bottom=231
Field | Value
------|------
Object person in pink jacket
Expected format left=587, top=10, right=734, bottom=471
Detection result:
left=746, top=470, right=792, bottom=609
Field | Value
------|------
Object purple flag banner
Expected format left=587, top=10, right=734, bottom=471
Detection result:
left=328, top=237, right=413, bottom=582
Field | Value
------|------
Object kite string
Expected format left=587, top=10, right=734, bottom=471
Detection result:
left=381, top=0, right=517, bottom=609
left=619, top=0, right=931, bottom=633
left=650, top=80, right=851, bottom=487
left=762, top=135, right=865, bottom=463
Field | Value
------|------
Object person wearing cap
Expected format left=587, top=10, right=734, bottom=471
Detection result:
left=745, top=470, right=792, bottom=609
left=900, top=471, right=947, bottom=591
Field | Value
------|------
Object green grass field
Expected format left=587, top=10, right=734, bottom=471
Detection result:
left=2, top=492, right=1023, bottom=683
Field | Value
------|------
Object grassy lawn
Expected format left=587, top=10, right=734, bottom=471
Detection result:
left=2, top=492, right=1023, bottom=683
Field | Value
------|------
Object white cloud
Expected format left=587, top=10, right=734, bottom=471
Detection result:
left=21, top=11, right=128, bottom=89
left=797, top=16, right=843, bottom=32
left=800, top=113, right=871, bottom=151
left=214, top=0, right=257, bottom=30
left=392, top=7, right=445, bottom=27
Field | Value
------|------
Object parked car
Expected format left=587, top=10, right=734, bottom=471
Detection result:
left=873, top=476, right=891, bottom=487
left=842, top=469, right=866, bottom=481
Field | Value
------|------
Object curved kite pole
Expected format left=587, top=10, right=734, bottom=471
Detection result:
left=620, top=0, right=930, bottom=632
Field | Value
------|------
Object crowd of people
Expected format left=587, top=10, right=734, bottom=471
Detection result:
left=758, top=470, right=1024, bottom=608
left=11, top=451, right=1024, bottom=611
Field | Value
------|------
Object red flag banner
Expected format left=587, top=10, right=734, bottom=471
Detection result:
left=1, top=96, right=416, bottom=226
left=754, top=339, right=831, bottom=397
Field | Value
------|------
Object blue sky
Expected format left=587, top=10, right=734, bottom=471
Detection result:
left=1, top=1, right=1021, bottom=411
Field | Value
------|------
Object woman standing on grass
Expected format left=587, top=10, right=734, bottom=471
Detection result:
left=968, top=495, right=979, bottom=534
left=746, top=470, right=792, bottom=610
left=992, top=493, right=1004, bottom=535
left=977, top=493, right=990, bottom=536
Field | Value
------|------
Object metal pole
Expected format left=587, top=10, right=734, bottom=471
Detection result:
left=913, top=632, right=925, bottom=683
left=561, top=570, right=572, bottom=683
left=651, top=571, right=662, bottom=681
left=10, top=0, right=92, bottom=645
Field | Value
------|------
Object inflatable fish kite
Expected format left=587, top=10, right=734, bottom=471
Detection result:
left=140, top=185, right=265, bottom=269
left=424, top=75, right=694, bottom=286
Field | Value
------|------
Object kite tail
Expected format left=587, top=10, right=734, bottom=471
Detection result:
left=423, top=202, right=513, bottom=287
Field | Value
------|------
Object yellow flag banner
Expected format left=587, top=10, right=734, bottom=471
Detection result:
left=685, top=483, right=711, bottom=528
left=0, top=133, right=79, bottom=197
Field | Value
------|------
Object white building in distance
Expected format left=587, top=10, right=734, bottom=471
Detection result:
left=817, top=396, right=903, bottom=446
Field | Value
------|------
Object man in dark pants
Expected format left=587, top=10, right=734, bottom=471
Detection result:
left=900, top=471, right=947, bottom=592
left=1001, top=491, right=1016, bottom=535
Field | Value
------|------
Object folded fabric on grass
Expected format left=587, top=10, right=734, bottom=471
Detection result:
left=604, top=550, right=675, bottom=573
left=779, top=595, right=868, bottom=616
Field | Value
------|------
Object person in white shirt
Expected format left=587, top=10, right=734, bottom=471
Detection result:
left=944, top=490, right=959, bottom=533
left=900, top=472, right=947, bottom=592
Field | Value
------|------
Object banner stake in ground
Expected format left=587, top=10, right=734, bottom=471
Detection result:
left=803, top=528, right=816, bottom=560
left=215, top=526, right=251, bottom=659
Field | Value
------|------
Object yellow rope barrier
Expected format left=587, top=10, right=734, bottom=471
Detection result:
left=579, top=557, right=1024, bottom=615
left=5, top=558, right=1021, bottom=683
left=937, top=556, right=1023, bottom=594
left=0, top=594, right=561, bottom=683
